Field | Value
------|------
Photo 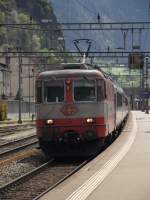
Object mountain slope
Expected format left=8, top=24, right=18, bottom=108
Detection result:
left=49, top=0, right=150, bottom=51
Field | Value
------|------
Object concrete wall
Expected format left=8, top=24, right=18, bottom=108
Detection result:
left=8, top=100, right=36, bottom=114
left=0, top=56, right=39, bottom=99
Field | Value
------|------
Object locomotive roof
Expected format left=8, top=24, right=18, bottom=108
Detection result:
left=36, top=63, right=127, bottom=97
left=37, top=69, right=105, bottom=80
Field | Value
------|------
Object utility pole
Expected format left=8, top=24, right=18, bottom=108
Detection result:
left=121, top=29, right=128, bottom=50
left=141, top=65, right=145, bottom=111
left=97, top=13, right=100, bottom=23
left=145, top=56, right=149, bottom=114
left=18, top=48, right=22, bottom=123
left=2, top=69, right=5, bottom=98
left=28, top=57, right=31, bottom=117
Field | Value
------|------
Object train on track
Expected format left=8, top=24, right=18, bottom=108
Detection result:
left=35, top=63, right=129, bottom=157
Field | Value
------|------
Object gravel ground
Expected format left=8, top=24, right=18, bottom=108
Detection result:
left=0, top=152, right=47, bottom=187
left=0, top=161, right=81, bottom=200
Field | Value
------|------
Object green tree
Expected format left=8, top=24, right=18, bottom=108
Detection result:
left=32, top=34, right=41, bottom=51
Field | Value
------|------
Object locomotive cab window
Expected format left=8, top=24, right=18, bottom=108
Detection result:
left=97, top=80, right=105, bottom=101
left=44, top=80, right=64, bottom=103
left=125, top=97, right=128, bottom=106
left=74, top=79, right=96, bottom=101
left=36, top=81, right=42, bottom=103
left=117, top=93, right=122, bottom=107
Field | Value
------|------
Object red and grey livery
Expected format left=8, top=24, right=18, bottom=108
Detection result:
left=36, top=63, right=129, bottom=157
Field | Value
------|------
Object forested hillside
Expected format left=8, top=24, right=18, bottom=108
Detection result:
left=0, top=0, right=63, bottom=52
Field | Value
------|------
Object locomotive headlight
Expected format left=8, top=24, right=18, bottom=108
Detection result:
left=86, top=118, right=94, bottom=123
left=46, top=119, right=54, bottom=125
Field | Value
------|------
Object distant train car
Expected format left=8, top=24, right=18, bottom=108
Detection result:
left=35, top=63, right=129, bottom=157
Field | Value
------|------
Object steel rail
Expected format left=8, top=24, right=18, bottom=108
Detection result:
left=0, top=124, right=34, bottom=132
left=0, top=160, right=54, bottom=193
left=34, top=158, right=92, bottom=200
left=0, top=128, right=34, bottom=137
left=0, top=140, right=38, bottom=158
left=0, top=125, right=35, bottom=137
left=0, top=134, right=36, bottom=148
left=0, top=158, right=92, bottom=200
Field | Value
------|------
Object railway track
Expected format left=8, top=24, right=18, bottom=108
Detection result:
left=0, top=135, right=38, bottom=159
left=0, top=158, right=90, bottom=200
left=0, top=124, right=35, bottom=137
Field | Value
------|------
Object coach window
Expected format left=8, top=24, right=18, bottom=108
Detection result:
left=44, top=80, right=64, bottom=102
left=74, top=79, right=96, bottom=101
left=36, top=81, right=42, bottom=103
left=125, top=97, right=128, bottom=106
left=117, top=93, right=122, bottom=107
left=97, top=80, right=105, bottom=101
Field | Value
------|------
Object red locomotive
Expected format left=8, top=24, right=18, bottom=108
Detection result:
left=36, top=63, right=129, bottom=157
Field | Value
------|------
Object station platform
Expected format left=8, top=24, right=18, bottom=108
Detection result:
left=39, top=111, right=150, bottom=200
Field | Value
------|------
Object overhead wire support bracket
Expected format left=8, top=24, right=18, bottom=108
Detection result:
left=121, top=29, right=128, bottom=49
left=1, top=21, right=150, bottom=31
left=1, top=51, right=150, bottom=58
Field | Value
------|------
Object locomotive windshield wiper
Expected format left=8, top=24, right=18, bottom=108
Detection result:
left=51, top=76, right=57, bottom=80
left=83, top=76, right=89, bottom=80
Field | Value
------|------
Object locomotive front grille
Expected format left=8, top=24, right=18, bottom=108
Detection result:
left=43, top=126, right=59, bottom=141
left=62, top=131, right=80, bottom=143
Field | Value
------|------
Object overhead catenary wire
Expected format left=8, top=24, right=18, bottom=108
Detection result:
left=74, top=0, right=97, bottom=19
